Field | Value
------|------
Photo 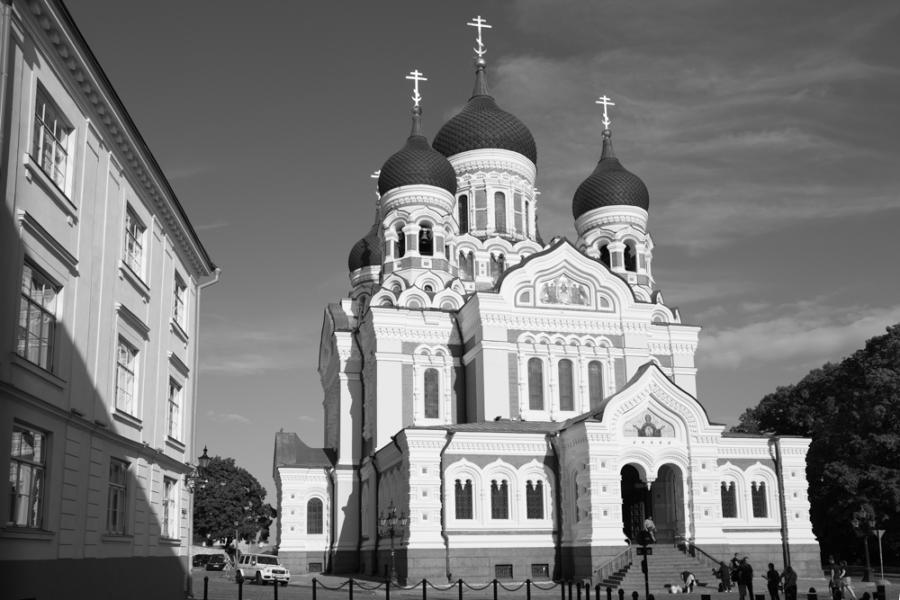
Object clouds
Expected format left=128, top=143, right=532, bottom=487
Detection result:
left=206, top=410, right=250, bottom=425
left=199, top=321, right=312, bottom=376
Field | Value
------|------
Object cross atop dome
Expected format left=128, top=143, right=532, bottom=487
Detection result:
left=596, top=95, right=616, bottom=131
left=468, top=15, right=492, bottom=58
left=405, top=69, right=427, bottom=108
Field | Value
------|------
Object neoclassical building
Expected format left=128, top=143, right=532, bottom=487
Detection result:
left=274, top=22, right=820, bottom=583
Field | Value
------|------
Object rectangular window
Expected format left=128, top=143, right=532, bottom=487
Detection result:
left=531, top=564, right=550, bottom=580
left=495, top=564, right=513, bottom=580
left=163, top=477, right=177, bottom=538
left=16, top=262, right=59, bottom=371
left=514, top=193, right=524, bottom=233
left=526, top=480, right=544, bottom=519
left=474, top=189, right=488, bottom=230
left=528, top=358, right=544, bottom=410
left=115, top=338, right=138, bottom=416
left=721, top=481, right=737, bottom=518
left=490, top=479, right=509, bottom=519
left=558, top=359, right=574, bottom=411
left=309, top=562, right=323, bottom=573
left=423, top=368, right=439, bottom=419
left=173, top=275, right=187, bottom=329
left=494, top=192, right=507, bottom=233
left=588, top=361, right=604, bottom=411
left=123, top=207, right=146, bottom=276
left=167, top=379, right=182, bottom=441
left=454, top=479, right=473, bottom=519
left=458, top=195, right=469, bottom=234
left=751, top=481, right=768, bottom=518
left=32, top=85, right=73, bottom=192
left=107, top=459, right=129, bottom=534
left=8, top=424, right=47, bottom=528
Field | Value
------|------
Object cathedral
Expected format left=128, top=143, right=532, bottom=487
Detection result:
left=274, top=18, right=820, bottom=583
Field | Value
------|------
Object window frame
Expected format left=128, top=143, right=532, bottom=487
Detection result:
left=454, top=478, right=474, bottom=520
left=162, top=476, right=178, bottom=539
left=123, top=206, right=147, bottom=278
left=16, top=261, right=60, bottom=372
left=115, top=337, right=139, bottom=417
left=751, top=481, right=768, bottom=518
left=307, top=497, right=324, bottom=534
left=458, top=195, right=469, bottom=234
left=32, top=83, right=75, bottom=195
left=720, top=480, right=738, bottom=519
left=527, top=357, right=544, bottom=411
left=489, top=479, right=510, bottom=520
left=167, top=378, right=183, bottom=441
left=8, top=423, right=48, bottom=529
left=525, top=479, right=544, bottom=520
left=173, top=274, right=188, bottom=330
left=107, top=458, right=129, bottom=535
left=557, top=359, right=575, bottom=412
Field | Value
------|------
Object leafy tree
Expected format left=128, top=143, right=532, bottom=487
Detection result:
left=734, top=324, right=900, bottom=564
left=193, top=455, right=276, bottom=547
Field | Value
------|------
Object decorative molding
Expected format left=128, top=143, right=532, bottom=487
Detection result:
left=118, top=262, right=150, bottom=303
left=115, top=302, right=150, bottom=339
left=22, top=154, right=79, bottom=224
left=16, top=209, right=79, bottom=275
left=167, top=351, right=190, bottom=378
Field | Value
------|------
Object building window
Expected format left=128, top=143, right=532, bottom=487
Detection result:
left=33, top=85, right=74, bottom=193
left=107, top=459, right=129, bottom=534
left=751, top=481, right=768, bottom=518
left=721, top=481, right=737, bottom=518
left=514, top=193, right=524, bottom=234
left=423, top=368, right=439, bottom=418
left=532, top=564, right=550, bottom=579
left=9, top=424, right=47, bottom=528
left=307, top=498, right=324, bottom=534
left=490, top=479, right=509, bottom=519
left=115, top=338, right=139, bottom=416
left=624, top=242, right=637, bottom=272
left=458, top=250, right=474, bottom=280
left=495, top=564, right=513, bottom=580
left=494, top=192, right=507, bottom=233
left=123, top=207, right=146, bottom=276
left=163, top=477, right=177, bottom=538
left=173, top=275, right=187, bottom=329
left=418, top=222, right=434, bottom=256
left=528, top=358, right=544, bottom=410
left=454, top=479, right=473, bottom=519
left=525, top=202, right=532, bottom=236
left=558, top=359, right=574, bottom=411
left=458, top=195, right=469, bottom=234
left=167, top=379, right=182, bottom=441
left=599, top=245, right=611, bottom=268
left=526, top=480, right=544, bottom=519
left=474, top=189, right=487, bottom=229
left=588, top=361, right=603, bottom=411
left=309, top=562, right=323, bottom=573
left=395, top=225, right=406, bottom=258
left=490, top=253, right=504, bottom=283
left=16, top=262, right=59, bottom=371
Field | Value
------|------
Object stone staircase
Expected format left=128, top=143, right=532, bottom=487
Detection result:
left=608, top=545, right=718, bottom=596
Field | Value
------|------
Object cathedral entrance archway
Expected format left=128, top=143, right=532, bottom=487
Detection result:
left=620, top=464, right=648, bottom=541
left=620, top=463, right=686, bottom=543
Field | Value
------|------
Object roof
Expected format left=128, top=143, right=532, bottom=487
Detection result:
left=273, top=432, right=335, bottom=468
left=572, top=131, right=649, bottom=218
left=413, top=420, right=562, bottom=435
left=348, top=223, right=383, bottom=271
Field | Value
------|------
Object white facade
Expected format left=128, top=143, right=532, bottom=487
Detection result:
left=0, top=2, right=216, bottom=599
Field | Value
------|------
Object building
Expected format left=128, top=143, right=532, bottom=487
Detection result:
left=273, top=22, right=820, bottom=583
left=0, top=1, right=217, bottom=599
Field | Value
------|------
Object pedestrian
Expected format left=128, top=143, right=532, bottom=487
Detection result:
left=731, top=553, right=742, bottom=586
left=839, top=560, right=856, bottom=600
left=766, top=563, right=781, bottom=600
left=682, top=570, right=696, bottom=593
left=781, top=565, right=798, bottom=600
left=643, top=515, right=657, bottom=543
left=737, top=557, right=754, bottom=600
left=828, top=557, right=842, bottom=600
left=714, top=560, right=733, bottom=592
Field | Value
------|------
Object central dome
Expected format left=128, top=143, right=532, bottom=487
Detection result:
left=377, top=134, right=458, bottom=196
left=433, top=66, right=536, bottom=164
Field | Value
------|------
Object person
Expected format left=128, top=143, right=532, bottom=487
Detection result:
left=828, top=557, right=842, bottom=600
left=781, top=565, right=797, bottom=600
left=682, top=570, right=696, bottom=593
left=714, top=560, right=733, bottom=592
left=731, top=553, right=742, bottom=586
left=737, top=557, right=754, bottom=600
left=766, top=563, right=781, bottom=600
left=839, top=560, right=856, bottom=600
left=643, top=515, right=657, bottom=543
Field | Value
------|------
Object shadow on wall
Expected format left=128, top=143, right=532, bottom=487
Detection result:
left=0, top=176, right=189, bottom=599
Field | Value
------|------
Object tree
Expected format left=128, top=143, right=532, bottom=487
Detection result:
left=734, top=324, right=900, bottom=564
left=193, top=455, right=276, bottom=548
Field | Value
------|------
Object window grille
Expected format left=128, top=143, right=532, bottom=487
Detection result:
left=167, top=380, right=182, bottom=440
left=495, top=564, right=513, bottom=579
left=490, top=480, right=509, bottom=519
left=33, top=85, right=73, bottom=191
left=9, top=424, right=47, bottom=528
left=107, top=459, right=129, bottom=534
left=531, top=564, right=550, bottom=579
left=454, top=479, right=473, bottom=519
left=721, top=481, right=737, bottom=518
left=16, top=263, right=58, bottom=371
left=123, top=208, right=146, bottom=276
left=307, top=498, right=324, bottom=534
left=115, top=339, right=138, bottom=415
left=424, top=368, right=439, bottom=418
left=751, top=481, right=768, bottom=518
left=526, top=480, right=544, bottom=519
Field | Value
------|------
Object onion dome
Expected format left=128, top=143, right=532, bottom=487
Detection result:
left=347, top=224, right=382, bottom=271
left=433, top=60, right=536, bottom=164
left=572, top=129, right=649, bottom=219
left=377, top=107, right=457, bottom=196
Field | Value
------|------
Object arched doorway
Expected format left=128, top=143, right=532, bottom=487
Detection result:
left=620, top=465, right=648, bottom=541
left=648, top=464, right=685, bottom=543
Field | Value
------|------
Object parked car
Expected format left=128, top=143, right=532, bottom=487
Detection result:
left=192, top=554, right=213, bottom=568
left=235, top=553, right=290, bottom=586
left=206, top=555, right=227, bottom=571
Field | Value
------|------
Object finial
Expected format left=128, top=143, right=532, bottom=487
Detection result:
left=595, top=95, right=616, bottom=131
left=405, top=69, right=427, bottom=108
left=467, top=15, right=492, bottom=60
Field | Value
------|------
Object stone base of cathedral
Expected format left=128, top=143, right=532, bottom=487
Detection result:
left=278, top=550, right=330, bottom=576
left=697, top=543, right=822, bottom=579
left=563, top=545, right=626, bottom=580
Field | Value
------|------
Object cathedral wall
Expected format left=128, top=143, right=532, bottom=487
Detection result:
left=402, top=363, right=414, bottom=418
left=453, top=365, right=467, bottom=422
left=508, top=353, right=519, bottom=416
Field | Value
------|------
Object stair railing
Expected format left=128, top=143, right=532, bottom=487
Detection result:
left=594, top=544, right=634, bottom=583
left=677, top=537, right=721, bottom=569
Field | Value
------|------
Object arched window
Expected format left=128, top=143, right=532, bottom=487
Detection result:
left=307, top=498, right=323, bottom=534
left=599, top=245, right=611, bottom=268
left=528, top=358, right=544, bottom=410
left=395, top=226, right=405, bottom=258
left=459, top=251, right=474, bottom=280
left=458, top=195, right=469, bottom=234
left=494, top=192, right=507, bottom=233
left=490, top=253, right=505, bottom=282
left=526, top=480, right=544, bottom=519
left=588, top=361, right=603, bottom=411
left=751, top=481, right=768, bottom=518
left=424, top=368, right=439, bottom=418
left=720, top=481, right=737, bottom=518
left=474, top=189, right=488, bottom=229
left=558, top=359, right=574, bottom=411
left=419, top=222, right=434, bottom=256
left=525, top=202, right=532, bottom=236
left=490, top=479, right=509, bottom=519
left=514, top=193, right=524, bottom=233
left=454, top=479, right=473, bottom=519
left=624, top=242, right=637, bottom=272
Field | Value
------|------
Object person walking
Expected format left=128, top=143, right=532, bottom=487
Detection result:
left=643, top=515, right=657, bottom=543
left=766, top=563, right=781, bottom=600
left=781, top=565, right=798, bottom=600
left=839, top=560, right=857, bottom=600
left=715, top=560, right=733, bottom=592
left=737, top=557, right=755, bottom=600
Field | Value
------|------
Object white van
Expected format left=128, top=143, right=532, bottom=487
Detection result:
left=235, top=553, right=291, bottom=586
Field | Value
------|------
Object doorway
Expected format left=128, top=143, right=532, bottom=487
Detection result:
left=648, top=464, right=685, bottom=543
left=620, top=465, right=648, bottom=542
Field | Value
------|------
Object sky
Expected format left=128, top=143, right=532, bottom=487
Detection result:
left=67, top=1, right=900, bottom=501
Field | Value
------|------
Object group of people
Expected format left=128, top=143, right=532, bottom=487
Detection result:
left=713, top=555, right=798, bottom=600
left=828, top=557, right=857, bottom=600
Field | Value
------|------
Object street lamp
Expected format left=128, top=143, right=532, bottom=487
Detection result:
left=849, top=505, right=877, bottom=583
left=378, top=501, right=408, bottom=583
left=186, top=446, right=211, bottom=492
left=185, top=446, right=211, bottom=598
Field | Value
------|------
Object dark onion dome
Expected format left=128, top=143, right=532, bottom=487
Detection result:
left=433, top=61, right=536, bottom=164
left=347, top=224, right=382, bottom=271
left=572, top=129, right=649, bottom=219
left=377, top=107, right=457, bottom=196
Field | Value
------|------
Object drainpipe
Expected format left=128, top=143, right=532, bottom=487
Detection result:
left=770, top=436, right=791, bottom=568
left=439, top=431, right=456, bottom=581
left=0, top=0, right=12, bottom=162
left=353, top=330, right=366, bottom=565
left=549, top=432, right=564, bottom=580
left=327, top=466, right=336, bottom=572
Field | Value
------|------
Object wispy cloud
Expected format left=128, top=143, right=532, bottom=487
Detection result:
left=206, top=409, right=251, bottom=424
left=195, top=220, right=229, bottom=231
left=199, top=320, right=315, bottom=375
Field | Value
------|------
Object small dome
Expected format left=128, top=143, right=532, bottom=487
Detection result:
left=572, top=131, right=649, bottom=219
left=433, top=66, right=536, bottom=164
left=348, top=224, right=382, bottom=271
left=378, top=110, right=457, bottom=196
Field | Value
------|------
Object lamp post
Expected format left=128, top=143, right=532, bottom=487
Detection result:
left=185, top=446, right=211, bottom=598
left=849, top=506, right=876, bottom=583
left=378, top=501, right=408, bottom=583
